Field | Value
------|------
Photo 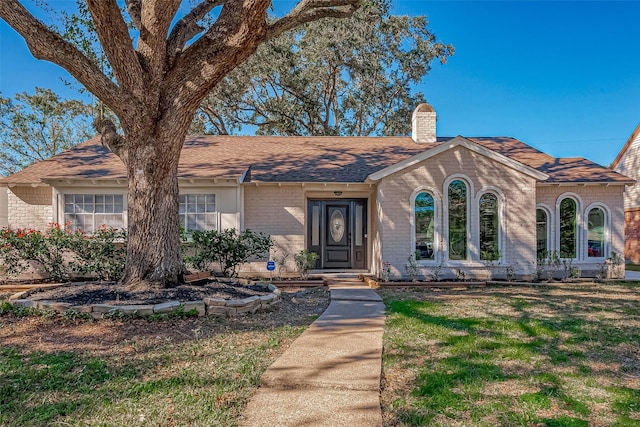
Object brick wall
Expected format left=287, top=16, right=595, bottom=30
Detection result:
left=7, top=186, right=53, bottom=230
left=377, top=145, right=538, bottom=280
left=624, top=207, right=640, bottom=264
left=535, top=184, right=625, bottom=262
left=411, top=111, right=436, bottom=143
left=612, top=129, right=640, bottom=263
left=242, top=185, right=306, bottom=274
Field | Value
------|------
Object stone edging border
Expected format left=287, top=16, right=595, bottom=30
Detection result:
left=8, top=282, right=281, bottom=320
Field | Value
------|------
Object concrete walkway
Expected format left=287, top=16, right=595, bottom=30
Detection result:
left=240, top=281, right=385, bottom=426
left=626, top=270, right=640, bottom=280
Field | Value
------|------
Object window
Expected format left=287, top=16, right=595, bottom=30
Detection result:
left=179, top=194, right=217, bottom=231
left=587, top=207, right=605, bottom=258
left=479, top=193, right=499, bottom=260
left=448, top=180, right=467, bottom=260
left=559, top=197, right=577, bottom=258
left=415, top=192, right=435, bottom=260
left=536, top=208, right=548, bottom=259
left=64, top=194, right=125, bottom=232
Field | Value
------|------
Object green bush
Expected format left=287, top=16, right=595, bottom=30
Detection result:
left=0, top=225, right=71, bottom=281
left=0, top=224, right=127, bottom=282
left=68, top=226, right=127, bottom=281
left=184, top=228, right=272, bottom=277
left=294, top=249, right=318, bottom=280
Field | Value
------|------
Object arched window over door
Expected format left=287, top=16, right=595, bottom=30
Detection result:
left=448, top=180, right=468, bottom=260
left=479, top=193, right=499, bottom=260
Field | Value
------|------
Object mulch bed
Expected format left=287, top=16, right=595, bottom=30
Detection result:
left=20, top=280, right=272, bottom=306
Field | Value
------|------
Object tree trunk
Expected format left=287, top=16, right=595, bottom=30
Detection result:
left=120, top=135, right=183, bottom=289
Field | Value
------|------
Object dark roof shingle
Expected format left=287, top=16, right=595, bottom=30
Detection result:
left=1, top=135, right=632, bottom=185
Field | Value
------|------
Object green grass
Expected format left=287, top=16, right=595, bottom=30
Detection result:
left=0, top=320, right=306, bottom=426
left=625, top=264, right=640, bottom=272
left=380, top=283, right=640, bottom=426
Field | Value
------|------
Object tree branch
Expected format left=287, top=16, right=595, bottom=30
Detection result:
left=266, top=0, right=360, bottom=40
left=167, top=0, right=226, bottom=65
left=137, top=0, right=181, bottom=84
left=85, top=0, right=145, bottom=96
left=125, top=0, right=142, bottom=30
left=93, top=118, right=127, bottom=162
left=0, top=0, right=137, bottom=120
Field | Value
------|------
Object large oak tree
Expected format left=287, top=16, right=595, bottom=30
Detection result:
left=0, top=0, right=361, bottom=289
left=195, top=0, right=453, bottom=136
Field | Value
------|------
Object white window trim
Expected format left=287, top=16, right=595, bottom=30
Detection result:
left=475, top=186, right=506, bottom=263
left=443, top=174, right=474, bottom=263
left=583, top=202, right=611, bottom=261
left=555, top=193, right=583, bottom=260
left=410, top=186, right=442, bottom=265
left=54, top=188, right=128, bottom=231
left=536, top=203, right=554, bottom=256
left=178, top=192, right=219, bottom=232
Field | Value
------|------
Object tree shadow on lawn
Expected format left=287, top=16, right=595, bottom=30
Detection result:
left=381, top=286, right=640, bottom=426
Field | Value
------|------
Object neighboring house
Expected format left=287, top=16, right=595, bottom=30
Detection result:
left=611, top=123, right=640, bottom=263
left=0, top=104, right=633, bottom=279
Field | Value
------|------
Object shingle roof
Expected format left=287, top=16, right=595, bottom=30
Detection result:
left=1, top=134, right=632, bottom=185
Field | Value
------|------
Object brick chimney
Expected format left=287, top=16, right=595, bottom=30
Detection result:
left=411, top=103, right=436, bottom=143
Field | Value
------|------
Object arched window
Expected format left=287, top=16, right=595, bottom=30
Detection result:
left=448, top=180, right=467, bottom=260
left=536, top=208, right=548, bottom=259
left=587, top=207, right=606, bottom=258
left=479, top=193, right=499, bottom=260
left=559, top=198, right=577, bottom=258
left=415, top=192, right=435, bottom=260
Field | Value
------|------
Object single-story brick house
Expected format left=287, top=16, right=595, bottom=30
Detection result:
left=611, top=122, right=640, bottom=263
left=0, top=104, right=633, bottom=279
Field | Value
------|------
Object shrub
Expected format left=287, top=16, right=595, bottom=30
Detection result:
left=294, top=249, right=318, bottom=280
left=0, top=225, right=72, bottom=281
left=184, top=229, right=272, bottom=277
left=0, top=224, right=127, bottom=282
left=68, top=226, right=127, bottom=281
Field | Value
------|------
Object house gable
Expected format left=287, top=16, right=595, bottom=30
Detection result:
left=366, top=136, right=549, bottom=183
left=611, top=122, right=640, bottom=169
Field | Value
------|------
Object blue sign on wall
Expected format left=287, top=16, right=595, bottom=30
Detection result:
left=266, top=260, right=276, bottom=271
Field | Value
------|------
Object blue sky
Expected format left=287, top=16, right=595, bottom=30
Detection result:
left=1, top=0, right=639, bottom=165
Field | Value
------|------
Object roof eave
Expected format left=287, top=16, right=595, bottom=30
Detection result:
left=536, top=180, right=635, bottom=186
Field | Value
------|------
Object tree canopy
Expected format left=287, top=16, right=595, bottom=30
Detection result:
left=0, top=88, right=93, bottom=176
left=194, top=0, right=453, bottom=136
left=0, top=0, right=363, bottom=288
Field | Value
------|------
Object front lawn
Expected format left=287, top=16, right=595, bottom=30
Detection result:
left=0, top=288, right=328, bottom=426
left=380, top=283, right=640, bottom=426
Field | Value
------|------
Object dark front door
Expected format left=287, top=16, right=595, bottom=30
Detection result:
left=308, top=199, right=367, bottom=269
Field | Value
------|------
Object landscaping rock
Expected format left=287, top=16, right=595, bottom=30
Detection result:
left=39, top=301, right=73, bottom=313
left=92, top=304, right=115, bottom=313
left=182, top=301, right=206, bottom=316
left=207, top=305, right=234, bottom=317
left=69, top=305, right=93, bottom=313
left=114, top=304, right=154, bottom=316
left=8, top=291, right=28, bottom=301
left=11, top=299, right=33, bottom=308
left=154, top=300, right=180, bottom=314
left=203, top=297, right=226, bottom=306
left=259, top=294, right=277, bottom=307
